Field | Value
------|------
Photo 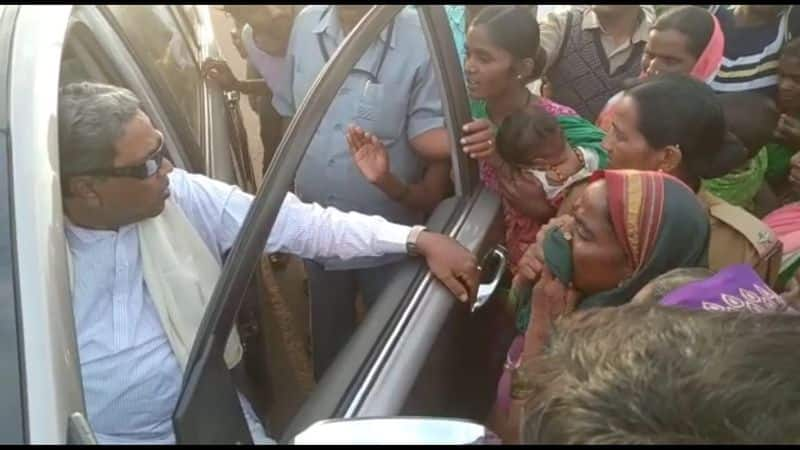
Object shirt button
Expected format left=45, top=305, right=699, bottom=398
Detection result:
left=334, top=123, right=343, bottom=131
left=328, top=158, right=336, bottom=167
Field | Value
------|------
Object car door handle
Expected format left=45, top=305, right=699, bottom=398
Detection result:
left=472, top=246, right=508, bottom=313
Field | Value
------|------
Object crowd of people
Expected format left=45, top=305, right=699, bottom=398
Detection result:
left=57, top=4, right=800, bottom=445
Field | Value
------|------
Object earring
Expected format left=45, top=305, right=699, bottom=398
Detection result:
left=517, top=74, right=523, bottom=80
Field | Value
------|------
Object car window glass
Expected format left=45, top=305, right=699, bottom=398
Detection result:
left=105, top=5, right=205, bottom=170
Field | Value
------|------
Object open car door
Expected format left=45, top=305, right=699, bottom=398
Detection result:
left=172, top=6, right=507, bottom=444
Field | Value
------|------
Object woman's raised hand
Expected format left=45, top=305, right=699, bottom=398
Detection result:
left=523, top=266, right=581, bottom=356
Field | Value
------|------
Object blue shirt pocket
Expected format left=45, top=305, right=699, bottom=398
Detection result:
left=355, top=81, right=406, bottom=142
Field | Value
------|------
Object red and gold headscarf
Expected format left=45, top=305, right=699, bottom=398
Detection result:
left=581, top=170, right=710, bottom=309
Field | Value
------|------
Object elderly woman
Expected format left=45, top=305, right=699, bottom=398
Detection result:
left=490, top=169, right=711, bottom=443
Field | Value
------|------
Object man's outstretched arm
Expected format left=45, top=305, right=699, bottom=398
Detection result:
left=267, top=192, right=479, bottom=302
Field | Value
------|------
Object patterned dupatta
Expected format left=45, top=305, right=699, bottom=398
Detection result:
left=580, top=170, right=711, bottom=309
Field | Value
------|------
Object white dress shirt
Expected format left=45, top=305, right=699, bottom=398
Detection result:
left=66, top=168, right=411, bottom=444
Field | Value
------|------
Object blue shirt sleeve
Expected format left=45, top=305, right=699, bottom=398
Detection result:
left=406, top=54, right=446, bottom=140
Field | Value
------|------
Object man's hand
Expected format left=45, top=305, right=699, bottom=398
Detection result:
left=415, top=231, right=479, bottom=304
left=461, top=119, right=502, bottom=167
left=775, top=113, right=800, bottom=150
left=346, top=125, right=390, bottom=185
left=201, top=58, right=239, bottom=91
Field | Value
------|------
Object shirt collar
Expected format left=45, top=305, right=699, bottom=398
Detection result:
left=312, top=6, right=396, bottom=49
left=583, top=7, right=651, bottom=44
left=64, top=216, right=137, bottom=245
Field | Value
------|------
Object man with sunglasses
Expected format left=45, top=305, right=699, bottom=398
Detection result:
left=58, top=81, right=478, bottom=444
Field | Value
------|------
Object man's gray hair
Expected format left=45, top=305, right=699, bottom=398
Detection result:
left=521, top=304, right=800, bottom=444
left=58, top=81, right=141, bottom=177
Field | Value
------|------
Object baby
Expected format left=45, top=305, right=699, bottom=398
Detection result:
left=494, top=104, right=601, bottom=274
left=496, top=104, right=601, bottom=212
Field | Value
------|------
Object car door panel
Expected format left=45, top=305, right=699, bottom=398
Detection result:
left=281, top=190, right=502, bottom=441
left=328, top=4, right=506, bottom=422
left=350, top=187, right=503, bottom=418
left=0, top=6, right=27, bottom=443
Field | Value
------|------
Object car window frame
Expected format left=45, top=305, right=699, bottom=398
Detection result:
left=0, top=5, right=26, bottom=443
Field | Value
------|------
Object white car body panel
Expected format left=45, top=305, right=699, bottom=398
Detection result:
left=9, top=5, right=84, bottom=444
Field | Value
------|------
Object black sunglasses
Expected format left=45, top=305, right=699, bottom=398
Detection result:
left=79, top=132, right=166, bottom=180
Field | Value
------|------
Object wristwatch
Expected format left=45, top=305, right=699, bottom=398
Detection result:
left=406, top=225, right=427, bottom=257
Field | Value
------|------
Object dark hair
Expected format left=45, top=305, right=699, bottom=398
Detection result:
left=59, top=82, right=141, bottom=179
left=496, top=104, right=565, bottom=166
left=472, top=6, right=547, bottom=81
left=718, top=92, right=779, bottom=156
left=522, top=304, right=800, bottom=444
left=782, top=37, right=800, bottom=60
left=652, top=6, right=715, bottom=59
left=624, top=74, right=740, bottom=180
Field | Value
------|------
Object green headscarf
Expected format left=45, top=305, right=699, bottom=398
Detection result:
left=701, top=148, right=768, bottom=212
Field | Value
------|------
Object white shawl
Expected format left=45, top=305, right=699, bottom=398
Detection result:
left=66, top=199, right=243, bottom=371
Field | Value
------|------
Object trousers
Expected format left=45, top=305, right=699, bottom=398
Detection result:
left=305, top=259, right=403, bottom=380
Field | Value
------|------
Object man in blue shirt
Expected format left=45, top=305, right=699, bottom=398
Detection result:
left=272, top=5, right=453, bottom=379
